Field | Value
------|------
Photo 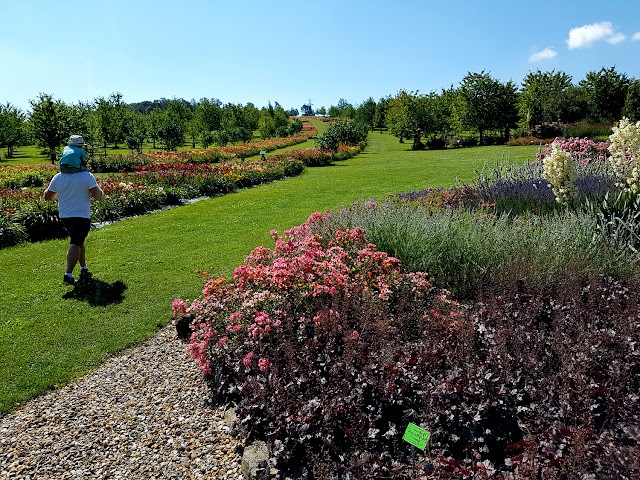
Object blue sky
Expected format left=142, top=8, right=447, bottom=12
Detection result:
left=1, top=0, right=639, bottom=113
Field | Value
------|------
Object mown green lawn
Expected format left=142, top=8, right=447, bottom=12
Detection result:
left=0, top=124, right=539, bottom=415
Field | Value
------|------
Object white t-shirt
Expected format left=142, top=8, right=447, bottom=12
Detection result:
left=47, top=172, right=98, bottom=218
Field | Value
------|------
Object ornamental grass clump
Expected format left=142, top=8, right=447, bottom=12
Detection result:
left=542, top=142, right=578, bottom=205
left=608, top=116, right=640, bottom=193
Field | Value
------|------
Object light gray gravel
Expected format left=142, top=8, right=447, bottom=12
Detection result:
left=0, top=323, right=245, bottom=479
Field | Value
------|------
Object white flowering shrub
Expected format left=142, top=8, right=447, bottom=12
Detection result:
left=542, top=142, right=577, bottom=204
left=608, top=117, right=640, bottom=193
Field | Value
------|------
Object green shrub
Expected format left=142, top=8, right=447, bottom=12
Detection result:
left=460, top=137, right=478, bottom=147
left=13, top=201, right=67, bottom=242
left=426, top=137, right=446, bottom=149
left=314, top=120, right=368, bottom=152
left=563, top=122, right=612, bottom=140
left=0, top=215, right=28, bottom=248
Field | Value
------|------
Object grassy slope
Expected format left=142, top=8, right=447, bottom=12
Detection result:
left=0, top=122, right=539, bottom=415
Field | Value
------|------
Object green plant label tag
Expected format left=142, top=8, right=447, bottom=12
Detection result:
left=403, top=423, right=430, bottom=450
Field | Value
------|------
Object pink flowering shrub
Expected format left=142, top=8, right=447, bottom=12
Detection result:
left=175, top=212, right=436, bottom=378
left=535, top=137, right=611, bottom=164
left=173, top=211, right=453, bottom=475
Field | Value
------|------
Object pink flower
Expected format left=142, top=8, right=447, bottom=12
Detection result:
left=171, top=298, right=186, bottom=317
left=258, top=358, right=272, bottom=371
left=242, top=352, right=254, bottom=366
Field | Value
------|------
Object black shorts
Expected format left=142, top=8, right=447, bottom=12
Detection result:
left=61, top=217, right=91, bottom=246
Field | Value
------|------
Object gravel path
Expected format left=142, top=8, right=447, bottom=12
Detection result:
left=0, top=323, right=245, bottom=480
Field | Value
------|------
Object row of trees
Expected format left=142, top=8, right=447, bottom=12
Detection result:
left=325, top=67, right=640, bottom=145
left=2, top=66, right=638, bottom=159
left=0, top=94, right=303, bottom=161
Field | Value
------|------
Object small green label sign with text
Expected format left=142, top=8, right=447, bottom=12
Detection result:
left=403, top=423, right=430, bottom=450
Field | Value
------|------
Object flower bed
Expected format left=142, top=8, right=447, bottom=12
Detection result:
left=271, top=141, right=367, bottom=167
left=90, top=121, right=318, bottom=173
left=0, top=156, right=304, bottom=248
left=0, top=164, right=58, bottom=188
left=174, top=122, right=640, bottom=477
left=0, top=127, right=362, bottom=250
left=535, top=137, right=611, bottom=164
left=175, top=211, right=640, bottom=478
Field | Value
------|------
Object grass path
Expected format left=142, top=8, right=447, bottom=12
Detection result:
left=0, top=122, right=539, bottom=414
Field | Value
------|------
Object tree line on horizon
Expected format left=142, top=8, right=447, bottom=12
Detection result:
left=337, top=66, right=640, bottom=147
left=0, top=66, right=638, bottom=160
left=0, top=95, right=303, bottom=161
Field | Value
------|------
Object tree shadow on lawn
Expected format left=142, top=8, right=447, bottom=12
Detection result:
left=63, top=272, right=127, bottom=306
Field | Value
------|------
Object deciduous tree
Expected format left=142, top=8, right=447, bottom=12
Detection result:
left=518, top=70, right=573, bottom=130
left=623, top=80, right=640, bottom=121
left=28, top=93, right=71, bottom=163
left=455, top=71, right=505, bottom=145
left=580, top=66, right=630, bottom=123
left=0, top=102, right=26, bottom=158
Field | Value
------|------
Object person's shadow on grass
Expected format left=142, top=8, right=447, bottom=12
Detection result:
left=63, top=272, right=127, bottom=306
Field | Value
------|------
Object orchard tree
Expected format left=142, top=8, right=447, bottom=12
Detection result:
left=125, top=111, right=147, bottom=152
left=258, top=114, right=277, bottom=139
left=373, top=97, right=390, bottom=129
left=221, top=103, right=252, bottom=143
left=166, top=99, right=192, bottom=131
left=94, top=93, right=131, bottom=149
left=455, top=71, right=505, bottom=145
left=244, top=103, right=261, bottom=132
left=580, top=66, right=631, bottom=123
left=623, top=80, right=640, bottom=121
left=259, top=104, right=292, bottom=139
left=0, top=102, right=26, bottom=158
left=157, top=121, right=184, bottom=151
left=94, top=96, right=116, bottom=151
left=194, top=98, right=223, bottom=144
left=68, top=101, right=95, bottom=141
left=301, top=102, right=314, bottom=116
left=386, top=90, right=421, bottom=140
left=145, top=108, right=166, bottom=149
left=355, top=97, right=376, bottom=127
left=495, top=80, right=519, bottom=141
left=329, top=99, right=355, bottom=119
left=29, top=93, right=71, bottom=163
left=518, top=70, right=573, bottom=130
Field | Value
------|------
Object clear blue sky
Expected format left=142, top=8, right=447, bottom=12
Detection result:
left=1, top=0, right=639, bottom=113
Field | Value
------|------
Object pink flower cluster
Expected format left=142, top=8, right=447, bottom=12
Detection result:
left=536, top=137, right=611, bottom=164
left=247, top=311, right=282, bottom=339
left=173, top=212, right=435, bottom=376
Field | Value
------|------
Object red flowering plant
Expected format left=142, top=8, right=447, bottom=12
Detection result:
left=173, top=212, right=458, bottom=476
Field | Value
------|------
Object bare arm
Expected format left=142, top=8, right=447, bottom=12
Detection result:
left=89, top=185, right=104, bottom=200
left=43, top=189, right=57, bottom=201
